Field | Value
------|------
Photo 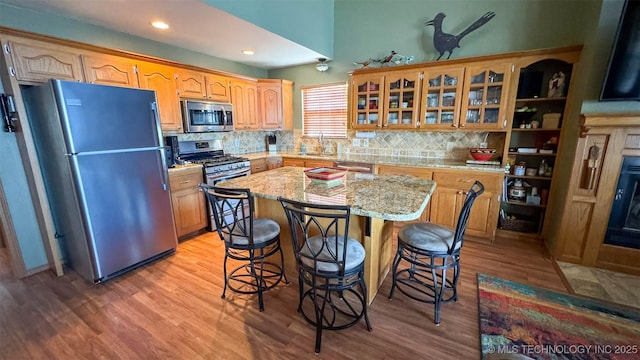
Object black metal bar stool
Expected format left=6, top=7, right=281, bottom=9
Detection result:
left=279, top=197, right=372, bottom=353
left=200, top=184, right=288, bottom=311
left=388, top=181, right=484, bottom=324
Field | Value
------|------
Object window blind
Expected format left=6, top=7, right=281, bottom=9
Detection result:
left=302, top=82, right=348, bottom=138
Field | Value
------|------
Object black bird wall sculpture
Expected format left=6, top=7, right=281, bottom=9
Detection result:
left=425, top=11, right=495, bottom=60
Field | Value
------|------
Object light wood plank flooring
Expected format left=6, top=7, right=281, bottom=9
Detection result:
left=0, top=232, right=568, bottom=359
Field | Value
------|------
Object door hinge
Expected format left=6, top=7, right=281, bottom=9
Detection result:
left=503, top=119, right=507, bottom=127
left=9, top=66, right=16, bottom=77
left=511, top=64, right=515, bottom=72
left=419, top=73, right=424, bottom=80
left=3, top=44, right=10, bottom=55
left=133, top=65, right=138, bottom=74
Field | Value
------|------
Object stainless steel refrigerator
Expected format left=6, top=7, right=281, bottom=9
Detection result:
left=24, top=79, right=178, bottom=283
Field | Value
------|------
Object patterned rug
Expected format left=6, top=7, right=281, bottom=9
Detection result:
left=477, top=273, right=640, bottom=360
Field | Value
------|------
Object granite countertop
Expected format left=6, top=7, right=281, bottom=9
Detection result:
left=215, top=166, right=436, bottom=221
left=239, top=151, right=505, bottom=173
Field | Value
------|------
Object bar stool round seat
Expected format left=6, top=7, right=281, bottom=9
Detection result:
left=200, top=184, right=288, bottom=312
left=279, top=197, right=372, bottom=353
left=389, top=181, right=484, bottom=325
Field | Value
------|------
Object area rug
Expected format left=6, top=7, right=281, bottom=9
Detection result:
left=477, top=273, right=640, bottom=360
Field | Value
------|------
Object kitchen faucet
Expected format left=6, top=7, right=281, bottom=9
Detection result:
left=318, top=132, right=325, bottom=154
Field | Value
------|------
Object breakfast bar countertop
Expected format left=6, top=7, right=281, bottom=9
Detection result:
left=216, top=166, right=437, bottom=221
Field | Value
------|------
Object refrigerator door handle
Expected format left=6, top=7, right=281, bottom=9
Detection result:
left=151, top=102, right=169, bottom=191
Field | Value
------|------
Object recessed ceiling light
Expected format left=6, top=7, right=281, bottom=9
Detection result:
left=241, top=49, right=255, bottom=55
left=151, top=21, right=169, bottom=30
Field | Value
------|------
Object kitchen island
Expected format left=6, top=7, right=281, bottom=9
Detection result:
left=216, top=166, right=437, bottom=304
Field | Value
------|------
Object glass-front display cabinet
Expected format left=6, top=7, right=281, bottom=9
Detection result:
left=351, top=74, right=385, bottom=129
left=382, top=70, right=421, bottom=129
left=459, top=63, right=511, bottom=129
left=419, top=67, right=465, bottom=130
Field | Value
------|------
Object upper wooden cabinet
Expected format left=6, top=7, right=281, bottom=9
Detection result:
left=458, top=62, right=511, bottom=129
left=82, top=53, right=139, bottom=88
left=176, top=69, right=207, bottom=99
left=381, top=70, right=421, bottom=129
left=351, top=74, right=385, bottom=130
left=137, top=63, right=182, bottom=133
left=4, top=37, right=84, bottom=83
left=205, top=74, right=232, bottom=102
left=231, top=78, right=259, bottom=130
left=257, top=79, right=293, bottom=130
left=420, top=66, right=465, bottom=130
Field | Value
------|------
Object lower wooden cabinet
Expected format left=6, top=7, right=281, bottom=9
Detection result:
left=266, top=157, right=283, bottom=170
left=281, top=157, right=333, bottom=168
left=250, top=158, right=268, bottom=174
left=430, top=170, right=502, bottom=241
left=376, top=165, right=433, bottom=221
left=169, top=167, right=208, bottom=238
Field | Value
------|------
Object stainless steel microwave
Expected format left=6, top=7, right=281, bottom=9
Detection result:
left=181, top=100, right=234, bottom=133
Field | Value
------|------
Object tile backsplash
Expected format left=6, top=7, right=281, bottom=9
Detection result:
left=173, top=130, right=503, bottom=161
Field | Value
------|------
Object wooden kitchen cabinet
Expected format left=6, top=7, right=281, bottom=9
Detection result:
left=376, top=165, right=433, bottom=221
left=281, top=157, right=333, bottom=168
left=266, top=157, right=283, bottom=170
left=459, top=62, right=511, bottom=130
left=420, top=66, right=465, bottom=130
left=430, top=170, right=502, bottom=241
left=382, top=70, right=421, bottom=129
left=4, top=37, right=84, bottom=84
left=231, top=78, right=259, bottom=130
left=250, top=158, right=268, bottom=174
left=82, top=53, right=139, bottom=88
left=176, top=68, right=207, bottom=99
left=257, top=79, right=294, bottom=130
left=138, top=62, right=182, bottom=132
left=351, top=73, right=385, bottom=129
left=169, top=167, right=208, bottom=238
left=205, top=74, right=232, bottom=102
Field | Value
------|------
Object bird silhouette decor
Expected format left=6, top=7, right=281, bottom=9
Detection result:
left=354, top=50, right=415, bottom=68
left=425, top=11, right=496, bottom=60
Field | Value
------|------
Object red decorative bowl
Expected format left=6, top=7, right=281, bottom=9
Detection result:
left=469, top=148, right=496, bottom=161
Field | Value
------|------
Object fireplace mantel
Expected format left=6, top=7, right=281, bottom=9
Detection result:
left=554, top=113, right=640, bottom=275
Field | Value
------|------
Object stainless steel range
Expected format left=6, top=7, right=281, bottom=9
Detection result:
left=177, top=140, right=251, bottom=231
left=177, top=140, right=251, bottom=185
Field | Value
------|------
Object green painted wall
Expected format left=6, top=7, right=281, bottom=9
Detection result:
left=0, top=3, right=267, bottom=78
left=205, top=0, right=335, bottom=58
left=271, top=0, right=592, bottom=129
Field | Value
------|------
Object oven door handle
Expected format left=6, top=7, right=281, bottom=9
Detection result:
left=209, top=168, right=250, bottom=184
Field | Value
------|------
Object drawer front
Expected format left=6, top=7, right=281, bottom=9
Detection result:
left=432, top=171, right=502, bottom=193
left=169, top=169, right=203, bottom=192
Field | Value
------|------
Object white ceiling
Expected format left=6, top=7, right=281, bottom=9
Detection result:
left=0, top=0, right=327, bottom=69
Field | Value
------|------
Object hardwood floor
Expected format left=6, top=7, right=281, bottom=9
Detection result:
left=0, top=232, right=568, bottom=359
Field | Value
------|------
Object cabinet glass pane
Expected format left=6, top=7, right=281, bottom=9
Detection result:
left=441, top=111, right=455, bottom=124
left=471, top=72, right=485, bottom=84
left=488, top=71, right=504, bottom=83
left=427, top=91, right=440, bottom=107
left=442, top=92, right=456, bottom=107
left=466, top=109, right=481, bottom=123
left=428, top=75, right=442, bottom=87
left=443, top=75, right=458, bottom=86
left=425, top=111, right=438, bottom=124
left=401, top=111, right=412, bottom=124
left=485, top=108, right=499, bottom=123
left=387, top=112, right=399, bottom=124
left=368, top=113, right=378, bottom=124
left=486, top=86, right=502, bottom=105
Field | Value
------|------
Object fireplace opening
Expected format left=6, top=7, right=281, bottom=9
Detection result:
left=605, top=156, right=640, bottom=249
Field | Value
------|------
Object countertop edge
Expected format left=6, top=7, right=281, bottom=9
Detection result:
left=239, top=152, right=505, bottom=174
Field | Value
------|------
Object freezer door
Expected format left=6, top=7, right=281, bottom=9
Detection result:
left=52, top=80, right=161, bottom=153
left=71, top=148, right=177, bottom=280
